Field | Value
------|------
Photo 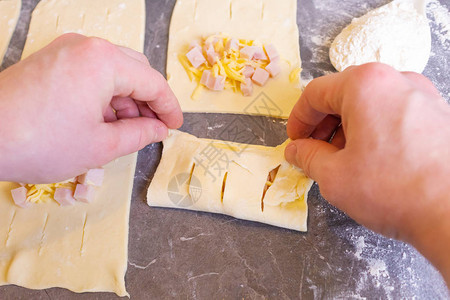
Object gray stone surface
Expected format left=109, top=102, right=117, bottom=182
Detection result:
left=1, top=0, right=449, bottom=299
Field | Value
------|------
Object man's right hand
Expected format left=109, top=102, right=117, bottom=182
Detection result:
left=285, top=63, right=450, bottom=284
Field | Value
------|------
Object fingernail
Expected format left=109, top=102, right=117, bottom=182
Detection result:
left=285, top=142, right=297, bottom=164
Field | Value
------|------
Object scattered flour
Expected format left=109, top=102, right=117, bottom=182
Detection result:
left=207, top=123, right=225, bottom=130
left=367, top=259, right=388, bottom=279
left=428, top=0, right=450, bottom=50
left=347, top=234, right=395, bottom=298
left=354, top=236, right=365, bottom=260
left=329, top=0, right=431, bottom=73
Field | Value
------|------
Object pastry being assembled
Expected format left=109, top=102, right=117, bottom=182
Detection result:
left=0, top=0, right=145, bottom=296
left=167, top=0, right=302, bottom=118
left=0, top=0, right=21, bottom=64
left=147, top=130, right=314, bottom=232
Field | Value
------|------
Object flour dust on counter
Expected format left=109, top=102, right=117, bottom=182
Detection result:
left=426, top=0, right=450, bottom=102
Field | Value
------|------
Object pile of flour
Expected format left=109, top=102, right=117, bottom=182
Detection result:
left=329, top=0, right=431, bottom=73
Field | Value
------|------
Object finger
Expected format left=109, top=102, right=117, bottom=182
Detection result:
left=117, top=46, right=151, bottom=66
left=287, top=72, right=344, bottom=140
left=401, top=72, right=441, bottom=98
left=284, top=139, right=339, bottom=181
left=136, top=101, right=157, bottom=119
left=311, top=115, right=341, bottom=141
left=100, top=117, right=168, bottom=160
left=103, top=105, right=117, bottom=122
left=111, top=48, right=183, bottom=129
left=330, top=126, right=346, bottom=149
left=287, top=63, right=406, bottom=141
left=50, top=33, right=87, bottom=48
left=111, top=96, right=140, bottom=119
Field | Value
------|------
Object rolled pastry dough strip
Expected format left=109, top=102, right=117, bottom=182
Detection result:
left=0, top=0, right=21, bottom=63
left=147, top=131, right=314, bottom=231
left=167, top=0, right=302, bottom=118
left=0, top=0, right=145, bottom=296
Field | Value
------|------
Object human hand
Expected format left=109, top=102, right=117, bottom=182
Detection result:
left=285, top=63, right=450, bottom=284
left=0, top=33, right=183, bottom=184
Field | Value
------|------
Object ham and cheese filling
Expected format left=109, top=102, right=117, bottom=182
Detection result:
left=10, top=168, right=104, bottom=208
left=180, top=34, right=282, bottom=98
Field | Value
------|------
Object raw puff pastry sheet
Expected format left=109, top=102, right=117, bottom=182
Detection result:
left=147, top=130, right=313, bottom=231
left=167, top=0, right=302, bottom=118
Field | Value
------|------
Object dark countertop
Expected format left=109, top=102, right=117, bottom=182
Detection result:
left=1, top=0, right=449, bottom=299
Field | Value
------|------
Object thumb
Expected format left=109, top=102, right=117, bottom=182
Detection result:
left=285, top=138, right=338, bottom=181
left=101, top=117, right=168, bottom=160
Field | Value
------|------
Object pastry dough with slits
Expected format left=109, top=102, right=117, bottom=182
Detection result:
left=0, top=0, right=145, bottom=296
left=147, top=130, right=313, bottom=232
left=0, top=0, right=21, bottom=64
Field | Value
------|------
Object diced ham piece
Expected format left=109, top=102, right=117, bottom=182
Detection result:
left=204, top=36, right=219, bottom=48
left=240, top=78, right=253, bottom=97
left=240, top=46, right=257, bottom=59
left=206, top=47, right=219, bottom=65
left=225, top=38, right=239, bottom=51
left=200, top=70, right=212, bottom=86
left=74, top=184, right=96, bottom=203
left=203, top=43, right=214, bottom=55
left=189, top=40, right=201, bottom=51
left=253, top=46, right=268, bottom=60
left=78, top=168, right=105, bottom=187
left=207, top=75, right=225, bottom=91
left=252, top=68, right=270, bottom=86
left=242, top=65, right=255, bottom=78
left=54, top=188, right=76, bottom=206
left=186, top=47, right=206, bottom=68
left=11, top=187, right=29, bottom=208
left=264, top=44, right=279, bottom=62
left=265, top=61, right=281, bottom=77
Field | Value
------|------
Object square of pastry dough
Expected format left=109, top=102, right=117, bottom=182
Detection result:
left=167, top=0, right=302, bottom=118
left=147, top=131, right=313, bottom=231
left=0, top=156, right=135, bottom=296
left=0, top=0, right=21, bottom=63
left=0, top=0, right=145, bottom=296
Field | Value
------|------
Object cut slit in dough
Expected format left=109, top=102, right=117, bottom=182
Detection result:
left=147, top=130, right=314, bottom=232
left=167, top=0, right=302, bottom=118
left=0, top=0, right=21, bottom=64
left=0, top=0, right=145, bottom=296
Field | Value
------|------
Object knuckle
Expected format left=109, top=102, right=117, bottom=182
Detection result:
left=76, top=37, right=116, bottom=63
left=84, top=37, right=113, bottom=52
left=55, top=32, right=81, bottom=42
left=137, top=52, right=150, bottom=65
left=347, top=63, right=395, bottom=88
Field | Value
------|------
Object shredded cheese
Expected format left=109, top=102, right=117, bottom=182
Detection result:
left=24, top=182, right=76, bottom=204
left=289, top=67, right=302, bottom=83
left=181, top=34, right=281, bottom=98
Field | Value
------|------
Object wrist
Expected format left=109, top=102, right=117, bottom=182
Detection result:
left=402, top=193, right=450, bottom=285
